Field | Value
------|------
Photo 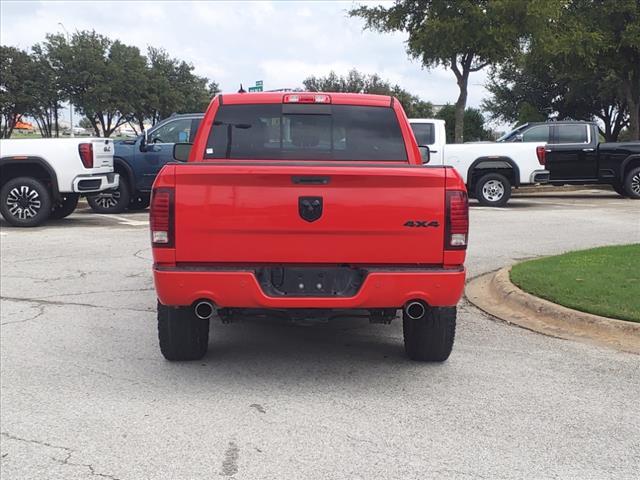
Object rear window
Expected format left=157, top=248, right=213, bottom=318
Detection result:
left=205, top=104, right=407, bottom=161
left=556, top=125, right=588, bottom=144
left=411, top=123, right=435, bottom=145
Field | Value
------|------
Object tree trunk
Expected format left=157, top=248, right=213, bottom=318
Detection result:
left=454, top=73, right=469, bottom=143
left=628, top=98, right=639, bottom=140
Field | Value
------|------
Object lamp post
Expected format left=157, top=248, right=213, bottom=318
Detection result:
left=58, top=22, right=74, bottom=137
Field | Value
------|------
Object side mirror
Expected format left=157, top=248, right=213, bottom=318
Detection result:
left=173, top=142, right=192, bottom=162
left=514, top=134, right=524, bottom=142
left=418, top=145, right=430, bottom=164
left=140, top=129, right=149, bottom=152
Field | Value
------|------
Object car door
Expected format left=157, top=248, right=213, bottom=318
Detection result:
left=136, top=117, right=196, bottom=191
left=547, top=124, right=597, bottom=181
left=410, top=121, right=444, bottom=164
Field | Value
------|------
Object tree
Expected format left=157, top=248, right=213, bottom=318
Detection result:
left=483, top=0, right=635, bottom=141
left=435, top=104, right=492, bottom=143
left=28, top=44, right=64, bottom=137
left=0, top=46, right=35, bottom=138
left=550, top=0, right=639, bottom=139
left=303, top=69, right=434, bottom=117
left=350, top=1, right=543, bottom=142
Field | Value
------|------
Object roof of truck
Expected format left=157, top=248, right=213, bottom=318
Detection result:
left=218, top=92, right=394, bottom=107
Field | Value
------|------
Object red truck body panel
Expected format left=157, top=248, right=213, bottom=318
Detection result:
left=151, top=92, right=467, bottom=310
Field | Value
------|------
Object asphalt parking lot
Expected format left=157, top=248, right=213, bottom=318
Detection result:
left=1, top=189, right=639, bottom=479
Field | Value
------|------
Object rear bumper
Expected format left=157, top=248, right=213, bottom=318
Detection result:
left=72, top=173, right=119, bottom=193
left=529, top=170, right=550, bottom=184
left=153, top=265, right=466, bottom=308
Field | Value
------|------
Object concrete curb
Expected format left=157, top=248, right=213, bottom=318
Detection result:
left=465, top=267, right=640, bottom=354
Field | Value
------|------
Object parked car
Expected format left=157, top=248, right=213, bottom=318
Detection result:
left=497, top=120, right=595, bottom=143
left=0, top=138, right=117, bottom=227
left=410, top=119, right=549, bottom=206
left=150, top=92, right=469, bottom=362
left=544, top=122, right=640, bottom=198
left=87, top=113, right=203, bottom=213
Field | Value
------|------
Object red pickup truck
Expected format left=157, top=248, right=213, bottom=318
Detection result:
left=150, top=92, right=468, bottom=362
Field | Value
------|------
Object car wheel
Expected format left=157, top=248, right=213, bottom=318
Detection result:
left=475, top=173, right=512, bottom=207
left=611, top=183, right=627, bottom=197
left=129, top=192, right=150, bottom=211
left=623, top=166, right=640, bottom=199
left=157, top=301, right=210, bottom=361
left=0, top=177, right=52, bottom=227
left=50, top=193, right=80, bottom=219
left=403, top=305, right=456, bottom=362
left=86, top=180, right=131, bottom=213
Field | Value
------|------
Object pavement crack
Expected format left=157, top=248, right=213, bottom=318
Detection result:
left=0, top=304, right=45, bottom=325
left=220, top=441, right=240, bottom=477
left=1, top=432, right=121, bottom=480
left=0, top=296, right=152, bottom=313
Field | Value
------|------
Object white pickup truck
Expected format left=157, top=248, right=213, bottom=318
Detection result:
left=0, top=138, right=118, bottom=227
left=410, top=119, right=549, bottom=206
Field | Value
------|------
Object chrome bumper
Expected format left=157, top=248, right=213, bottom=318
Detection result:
left=530, top=170, right=550, bottom=184
left=72, top=173, right=119, bottom=193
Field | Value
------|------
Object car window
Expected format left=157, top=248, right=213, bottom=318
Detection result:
left=522, top=125, right=550, bottom=142
left=189, top=118, right=202, bottom=143
left=556, top=125, right=588, bottom=144
left=149, top=118, right=193, bottom=144
left=205, top=104, right=408, bottom=161
left=411, top=123, right=435, bottom=146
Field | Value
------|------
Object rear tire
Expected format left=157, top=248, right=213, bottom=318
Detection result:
left=403, top=306, right=456, bottom=362
left=622, top=166, right=640, bottom=199
left=87, top=180, right=130, bottom=213
left=475, top=173, right=511, bottom=207
left=128, top=192, right=150, bottom=210
left=50, top=193, right=80, bottom=219
left=612, top=183, right=627, bottom=197
left=0, top=177, right=52, bottom=227
left=157, top=301, right=210, bottom=361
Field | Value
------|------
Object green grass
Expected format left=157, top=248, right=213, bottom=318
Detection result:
left=510, top=244, right=640, bottom=322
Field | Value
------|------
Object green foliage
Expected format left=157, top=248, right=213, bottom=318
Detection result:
left=0, top=46, right=35, bottom=138
left=350, top=0, right=542, bottom=142
left=303, top=69, right=433, bottom=118
left=484, top=0, right=639, bottom=141
left=435, top=104, right=492, bottom=143
left=511, top=244, right=640, bottom=322
left=1, top=30, right=217, bottom=138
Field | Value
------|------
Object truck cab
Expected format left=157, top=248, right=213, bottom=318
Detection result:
left=545, top=122, right=640, bottom=198
left=87, top=113, right=203, bottom=213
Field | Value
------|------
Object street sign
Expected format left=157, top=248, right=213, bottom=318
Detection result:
left=248, top=86, right=262, bottom=92
left=256, top=80, right=263, bottom=87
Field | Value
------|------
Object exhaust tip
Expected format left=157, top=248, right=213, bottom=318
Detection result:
left=194, top=301, right=214, bottom=320
left=405, top=301, right=426, bottom=320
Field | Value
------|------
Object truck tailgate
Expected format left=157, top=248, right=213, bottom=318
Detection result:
left=172, top=163, right=445, bottom=265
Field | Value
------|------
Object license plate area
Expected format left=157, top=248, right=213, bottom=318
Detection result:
left=256, top=266, right=366, bottom=297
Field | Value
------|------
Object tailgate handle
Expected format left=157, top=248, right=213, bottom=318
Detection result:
left=292, top=176, right=329, bottom=185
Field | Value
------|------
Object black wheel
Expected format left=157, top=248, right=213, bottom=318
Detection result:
left=86, top=180, right=130, bottom=213
left=403, top=306, right=456, bottom=362
left=475, top=173, right=512, bottom=207
left=50, top=193, right=80, bottom=219
left=158, top=301, right=209, bottom=361
left=623, top=166, right=640, bottom=199
left=128, top=192, right=150, bottom=211
left=0, top=177, right=52, bottom=227
left=612, top=183, right=627, bottom=197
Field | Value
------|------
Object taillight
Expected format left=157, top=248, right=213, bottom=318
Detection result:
left=78, top=143, right=93, bottom=168
left=446, top=190, right=469, bottom=250
left=283, top=94, right=331, bottom=104
left=150, top=187, right=174, bottom=248
left=536, top=146, right=546, bottom=166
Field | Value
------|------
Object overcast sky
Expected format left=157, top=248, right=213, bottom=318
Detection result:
left=1, top=1, right=492, bottom=112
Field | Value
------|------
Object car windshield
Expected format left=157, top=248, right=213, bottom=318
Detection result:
left=497, top=124, right=529, bottom=142
left=205, top=104, right=408, bottom=161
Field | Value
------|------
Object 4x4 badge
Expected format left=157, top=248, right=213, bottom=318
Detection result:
left=299, top=196, right=323, bottom=222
